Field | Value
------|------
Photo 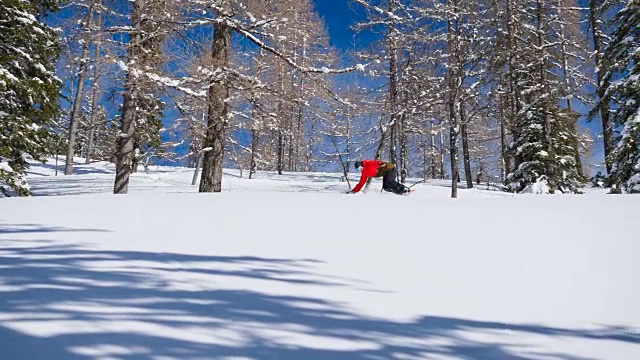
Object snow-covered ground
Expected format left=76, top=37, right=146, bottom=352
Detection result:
left=1, top=158, right=639, bottom=360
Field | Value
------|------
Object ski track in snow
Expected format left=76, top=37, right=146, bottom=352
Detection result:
left=0, top=158, right=639, bottom=360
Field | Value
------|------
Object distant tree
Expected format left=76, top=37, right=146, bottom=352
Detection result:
left=64, top=0, right=98, bottom=175
left=0, top=0, right=61, bottom=196
left=84, top=1, right=104, bottom=164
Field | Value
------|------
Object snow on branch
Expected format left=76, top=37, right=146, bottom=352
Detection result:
left=230, top=23, right=371, bottom=75
left=352, top=0, right=404, bottom=22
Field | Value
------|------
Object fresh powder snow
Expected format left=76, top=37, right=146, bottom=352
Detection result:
left=0, top=158, right=639, bottom=360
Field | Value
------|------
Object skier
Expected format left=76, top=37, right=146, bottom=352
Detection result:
left=347, top=159, right=411, bottom=195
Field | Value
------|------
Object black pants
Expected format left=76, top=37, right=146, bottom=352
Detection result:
left=382, top=168, right=409, bottom=194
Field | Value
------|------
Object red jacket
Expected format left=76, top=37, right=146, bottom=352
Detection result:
left=352, top=160, right=387, bottom=193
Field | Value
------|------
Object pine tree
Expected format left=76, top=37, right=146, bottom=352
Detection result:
left=502, top=0, right=583, bottom=193
left=598, top=0, right=639, bottom=193
left=0, top=0, right=61, bottom=196
left=506, top=98, right=582, bottom=193
left=589, top=0, right=615, bottom=174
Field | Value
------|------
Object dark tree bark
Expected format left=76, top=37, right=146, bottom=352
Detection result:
left=276, top=61, right=285, bottom=176
left=65, top=0, right=96, bottom=174
left=387, top=0, right=398, bottom=167
left=446, top=0, right=460, bottom=198
left=460, top=106, right=473, bottom=188
left=365, top=119, right=387, bottom=191
left=499, top=93, right=510, bottom=181
left=199, top=4, right=232, bottom=193
left=429, top=120, right=438, bottom=179
left=400, top=112, right=408, bottom=183
left=589, top=0, right=613, bottom=174
left=277, top=129, right=284, bottom=175
left=249, top=123, right=258, bottom=179
left=85, top=3, right=102, bottom=164
left=114, top=0, right=143, bottom=194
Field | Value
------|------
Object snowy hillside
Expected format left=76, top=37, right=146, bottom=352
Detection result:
left=1, top=159, right=639, bottom=360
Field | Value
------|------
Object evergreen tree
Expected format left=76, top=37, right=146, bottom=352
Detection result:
left=132, top=93, right=166, bottom=172
left=599, top=0, right=639, bottom=193
left=506, top=98, right=582, bottom=193
left=503, top=0, right=583, bottom=193
left=0, top=0, right=61, bottom=196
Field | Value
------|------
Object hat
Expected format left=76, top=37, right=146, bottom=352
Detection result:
left=354, top=160, right=362, bottom=170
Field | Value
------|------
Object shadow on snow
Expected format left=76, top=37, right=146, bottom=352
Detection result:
left=0, top=227, right=637, bottom=360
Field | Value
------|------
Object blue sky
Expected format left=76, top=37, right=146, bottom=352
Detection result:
left=312, top=0, right=379, bottom=50
left=312, top=0, right=359, bottom=49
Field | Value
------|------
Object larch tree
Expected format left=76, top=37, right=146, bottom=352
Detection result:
left=351, top=0, right=406, bottom=170
left=64, top=0, right=98, bottom=175
left=84, top=0, right=104, bottom=164
left=113, top=0, right=172, bottom=194
left=169, top=0, right=362, bottom=192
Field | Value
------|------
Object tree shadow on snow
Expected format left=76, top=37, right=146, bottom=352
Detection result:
left=0, top=223, right=110, bottom=234
left=0, top=239, right=637, bottom=360
left=25, top=176, right=114, bottom=196
left=32, top=160, right=115, bottom=176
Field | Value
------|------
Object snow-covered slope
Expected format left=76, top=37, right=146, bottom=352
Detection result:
left=1, top=159, right=639, bottom=359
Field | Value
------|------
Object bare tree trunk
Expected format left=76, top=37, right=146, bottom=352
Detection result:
left=199, top=4, right=231, bottom=193
left=191, top=152, right=201, bottom=185
left=288, top=121, right=294, bottom=171
left=295, top=92, right=304, bottom=173
left=429, top=120, right=437, bottom=179
left=400, top=112, right=408, bottom=183
left=131, top=141, right=139, bottom=173
left=114, top=0, right=143, bottom=194
left=422, top=130, right=427, bottom=180
left=374, top=119, right=387, bottom=160
left=307, top=118, right=314, bottom=171
left=460, top=106, right=473, bottom=188
left=65, top=0, right=96, bottom=175
left=365, top=118, right=387, bottom=191
left=187, top=141, right=197, bottom=168
left=85, top=3, right=102, bottom=165
left=292, top=35, right=306, bottom=173
left=249, top=122, right=258, bottom=179
left=476, top=159, right=483, bottom=184
left=449, top=122, right=459, bottom=198
left=504, top=0, right=519, bottom=173
left=276, top=61, right=285, bottom=175
left=387, top=0, right=398, bottom=166
left=439, top=127, right=445, bottom=180
left=499, top=93, right=509, bottom=181
left=447, top=0, right=460, bottom=198
left=114, top=83, right=137, bottom=193
left=589, top=0, right=613, bottom=174
left=277, top=129, right=284, bottom=175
